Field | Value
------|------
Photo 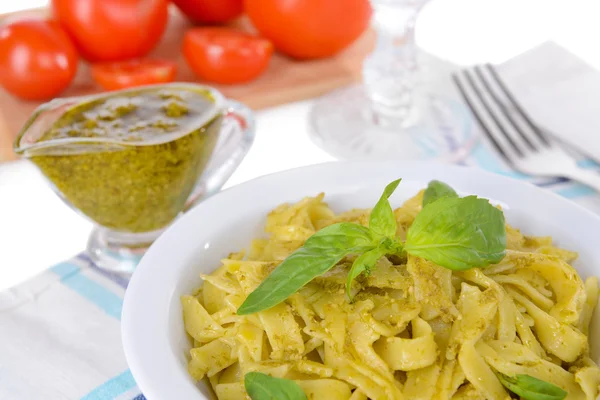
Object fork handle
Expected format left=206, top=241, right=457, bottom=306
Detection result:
left=562, top=168, right=600, bottom=193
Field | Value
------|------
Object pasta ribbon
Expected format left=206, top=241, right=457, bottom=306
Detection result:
left=451, top=383, right=483, bottom=399
left=258, top=302, right=304, bottom=360
left=574, top=363, right=600, bottom=400
left=335, top=363, right=390, bottom=400
left=181, top=295, right=224, bottom=343
left=407, top=256, right=459, bottom=322
left=507, top=251, right=586, bottom=324
left=403, top=364, right=441, bottom=399
left=508, top=288, right=587, bottom=362
left=446, top=283, right=499, bottom=360
left=236, top=323, right=264, bottom=362
left=578, top=277, right=599, bottom=335
left=458, top=343, right=509, bottom=400
left=374, top=317, right=437, bottom=371
left=349, top=390, right=368, bottom=400
left=188, top=338, right=237, bottom=380
left=296, top=379, right=352, bottom=399
left=480, top=341, right=586, bottom=400
left=215, top=382, right=249, bottom=400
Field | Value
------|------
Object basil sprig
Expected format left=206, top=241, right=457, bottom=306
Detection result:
left=237, top=179, right=506, bottom=315
left=497, top=373, right=567, bottom=400
left=345, top=179, right=403, bottom=298
left=244, top=372, right=307, bottom=400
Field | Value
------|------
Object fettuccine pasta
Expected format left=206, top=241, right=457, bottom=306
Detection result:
left=182, top=190, right=600, bottom=399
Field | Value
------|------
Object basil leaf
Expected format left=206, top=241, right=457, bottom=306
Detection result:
left=346, top=245, right=390, bottom=299
left=423, top=180, right=458, bottom=206
left=497, top=373, right=567, bottom=400
left=302, top=222, right=374, bottom=251
left=369, top=179, right=401, bottom=238
left=237, top=222, right=373, bottom=315
left=405, top=196, right=506, bottom=270
left=244, top=372, right=307, bottom=400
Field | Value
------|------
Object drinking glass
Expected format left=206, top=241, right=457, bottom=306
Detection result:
left=309, top=0, right=475, bottom=160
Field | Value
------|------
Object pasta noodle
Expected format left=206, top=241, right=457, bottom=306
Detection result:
left=182, top=190, right=600, bottom=399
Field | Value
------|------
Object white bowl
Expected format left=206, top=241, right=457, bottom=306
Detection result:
left=122, top=161, right=600, bottom=400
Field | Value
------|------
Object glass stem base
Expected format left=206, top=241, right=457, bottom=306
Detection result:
left=309, top=83, right=476, bottom=161
left=86, top=227, right=165, bottom=274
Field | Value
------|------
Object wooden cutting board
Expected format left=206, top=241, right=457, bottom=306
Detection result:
left=0, top=8, right=375, bottom=162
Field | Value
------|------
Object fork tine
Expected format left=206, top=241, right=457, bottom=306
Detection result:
left=460, top=69, right=526, bottom=157
left=485, top=64, right=550, bottom=146
left=452, top=73, right=510, bottom=161
left=474, top=65, right=537, bottom=151
left=452, top=71, right=521, bottom=160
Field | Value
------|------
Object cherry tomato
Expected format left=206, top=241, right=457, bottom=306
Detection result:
left=51, top=0, right=169, bottom=62
left=172, top=0, right=244, bottom=24
left=183, top=28, right=273, bottom=85
left=91, top=59, right=177, bottom=90
left=245, top=0, right=372, bottom=60
left=0, top=19, right=78, bottom=100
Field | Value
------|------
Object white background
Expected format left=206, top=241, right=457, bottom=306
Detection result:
left=1, top=0, right=600, bottom=291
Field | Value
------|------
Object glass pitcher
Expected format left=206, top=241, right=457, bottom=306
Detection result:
left=14, top=83, right=255, bottom=274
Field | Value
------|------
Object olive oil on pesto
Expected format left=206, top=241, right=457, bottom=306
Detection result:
left=30, top=87, right=222, bottom=233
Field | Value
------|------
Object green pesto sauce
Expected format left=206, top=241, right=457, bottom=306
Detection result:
left=31, top=88, right=222, bottom=233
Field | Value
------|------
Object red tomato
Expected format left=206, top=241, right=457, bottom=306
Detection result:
left=51, top=0, right=169, bottom=62
left=245, top=0, right=372, bottom=59
left=183, top=28, right=273, bottom=85
left=91, top=59, right=177, bottom=90
left=0, top=19, right=78, bottom=100
left=172, top=0, right=244, bottom=24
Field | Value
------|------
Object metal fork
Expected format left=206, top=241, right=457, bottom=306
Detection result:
left=453, top=64, right=600, bottom=192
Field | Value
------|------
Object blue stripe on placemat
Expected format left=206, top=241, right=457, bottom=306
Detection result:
left=555, top=184, right=596, bottom=198
left=51, top=262, right=123, bottom=320
left=80, top=369, right=137, bottom=400
left=77, top=253, right=130, bottom=290
left=469, top=143, right=528, bottom=179
left=577, top=158, right=600, bottom=168
left=132, top=394, right=146, bottom=400
left=51, top=262, right=81, bottom=279
left=469, top=143, right=600, bottom=199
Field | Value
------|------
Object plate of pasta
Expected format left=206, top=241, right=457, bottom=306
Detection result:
left=122, top=161, right=600, bottom=400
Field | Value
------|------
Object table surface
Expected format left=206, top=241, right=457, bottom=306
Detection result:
left=2, top=0, right=600, bottom=291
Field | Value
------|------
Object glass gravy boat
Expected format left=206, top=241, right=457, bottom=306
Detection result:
left=14, top=83, right=255, bottom=273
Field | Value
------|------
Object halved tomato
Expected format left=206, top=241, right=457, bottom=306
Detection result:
left=91, top=59, right=177, bottom=90
left=183, top=28, right=273, bottom=85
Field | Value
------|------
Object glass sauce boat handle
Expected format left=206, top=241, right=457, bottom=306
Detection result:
left=184, top=100, right=256, bottom=210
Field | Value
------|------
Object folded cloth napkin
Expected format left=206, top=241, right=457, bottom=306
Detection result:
left=0, top=255, right=145, bottom=400
left=494, top=41, right=600, bottom=161
left=454, top=41, right=600, bottom=209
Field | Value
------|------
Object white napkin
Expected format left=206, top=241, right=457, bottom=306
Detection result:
left=495, top=41, right=600, bottom=161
